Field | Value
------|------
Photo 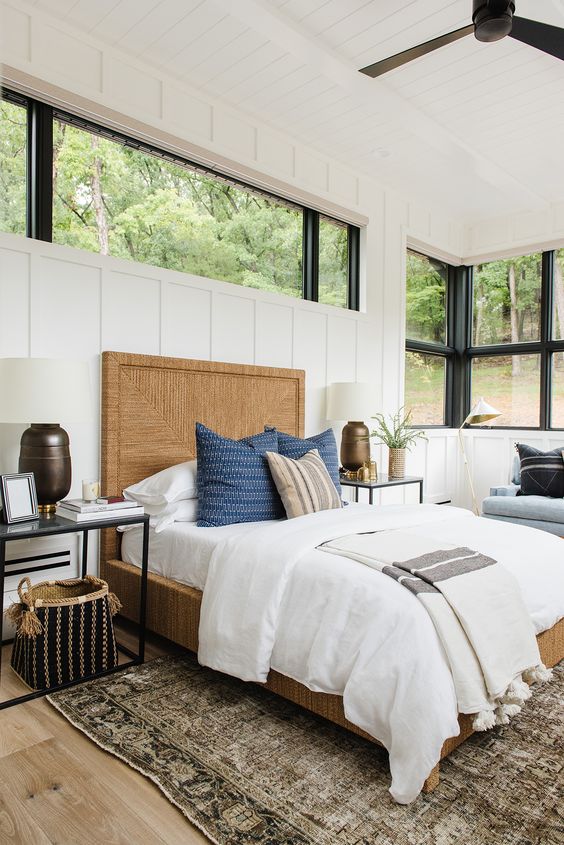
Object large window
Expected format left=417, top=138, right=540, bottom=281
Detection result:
left=405, top=249, right=453, bottom=425
left=405, top=247, right=564, bottom=431
left=468, top=251, right=564, bottom=429
left=1, top=88, right=360, bottom=309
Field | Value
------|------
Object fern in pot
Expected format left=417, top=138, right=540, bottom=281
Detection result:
left=370, top=408, right=427, bottom=478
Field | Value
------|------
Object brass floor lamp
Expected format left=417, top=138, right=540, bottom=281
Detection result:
left=458, top=397, right=501, bottom=515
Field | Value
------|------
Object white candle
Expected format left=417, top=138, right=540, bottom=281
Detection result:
left=82, top=479, right=100, bottom=501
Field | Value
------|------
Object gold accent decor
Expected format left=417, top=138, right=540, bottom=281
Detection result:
left=340, top=421, right=370, bottom=471
left=356, top=463, right=371, bottom=482
left=38, top=503, right=56, bottom=514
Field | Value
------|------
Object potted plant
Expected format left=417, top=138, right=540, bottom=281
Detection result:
left=370, top=408, right=426, bottom=478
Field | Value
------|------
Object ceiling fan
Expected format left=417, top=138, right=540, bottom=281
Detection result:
left=359, top=1, right=564, bottom=78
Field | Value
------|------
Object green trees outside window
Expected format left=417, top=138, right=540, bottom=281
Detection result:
left=0, top=99, right=26, bottom=235
left=473, top=254, right=541, bottom=347
left=0, top=90, right=358, bottom=310
left=405, top=247, right=564, bottom=430
left=318, top=216, right=348, bottom=308
left=52, top=121, right=303, bottom=298
left=405, top=250, right=450, bottom=425
left=405, top=250, right=447, bottom=344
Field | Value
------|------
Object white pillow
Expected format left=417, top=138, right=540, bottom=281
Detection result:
left=118, top=498, right=199, bottom=534
left=124, top=460, right=197, bottom=510
left=152, top=499, right=198, bottom=533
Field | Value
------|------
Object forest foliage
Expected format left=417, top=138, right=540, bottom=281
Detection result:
left=0, top=100, right=349, bottom=307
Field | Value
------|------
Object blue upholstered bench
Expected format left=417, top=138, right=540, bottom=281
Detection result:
left=481, top=455, right=564, bottom=536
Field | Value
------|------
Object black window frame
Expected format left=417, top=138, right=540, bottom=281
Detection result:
left=467, top=250, right=564, bottom=431
left=405, top=249, right=469, bottom=429
left=1, top=86, right=360, bottom=311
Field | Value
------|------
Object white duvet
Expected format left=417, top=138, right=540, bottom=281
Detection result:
left=198, top=504, right=564, bottom=804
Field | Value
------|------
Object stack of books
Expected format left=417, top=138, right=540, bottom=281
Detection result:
left=56, top=496, right=144, bottom=522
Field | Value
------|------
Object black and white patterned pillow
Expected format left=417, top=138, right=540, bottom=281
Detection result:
left=517, top=443, right=564, bottom=498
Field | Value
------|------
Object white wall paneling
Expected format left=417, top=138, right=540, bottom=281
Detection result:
left=101, top=269, right=161, bottom=355
left=0, top=247, right=30, bottom=356
left=162, top=282, right=212, bottom=360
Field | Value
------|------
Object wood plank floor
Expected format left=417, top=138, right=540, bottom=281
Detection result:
left=0, top=622, right=209, bottom=845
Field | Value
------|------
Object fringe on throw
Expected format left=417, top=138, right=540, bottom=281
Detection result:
left=471, top=664, right=552, bottom=731
left=523, top=664, right=553, bottom=684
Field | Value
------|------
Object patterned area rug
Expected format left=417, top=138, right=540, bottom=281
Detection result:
left=48, top=655, right=563, bottom=845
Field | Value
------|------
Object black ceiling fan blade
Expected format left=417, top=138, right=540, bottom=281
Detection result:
left=359, top=24, right=474, bottom=78
left=509, top=16, right=564, bottom=61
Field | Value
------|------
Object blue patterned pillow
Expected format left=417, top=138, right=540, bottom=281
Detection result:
left=196, top=423, right=284, bottom=527
left=267, top=427, right=341, bottom=496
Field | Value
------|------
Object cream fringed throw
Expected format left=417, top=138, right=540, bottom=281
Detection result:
left=320, top=530, right=552, bottom=729
left=266, top=449, right=342, bottom=519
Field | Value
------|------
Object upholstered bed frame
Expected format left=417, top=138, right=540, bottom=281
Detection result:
left=100, top=350, right=564, bottom=794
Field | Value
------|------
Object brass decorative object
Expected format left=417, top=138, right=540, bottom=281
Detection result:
left=369, top=460, right=378, bottom=481
left=19, top=424, right=71, bottom=513
left=340, top=421, right=370, bottom=471
left=356, top=462, right=371, bottom=482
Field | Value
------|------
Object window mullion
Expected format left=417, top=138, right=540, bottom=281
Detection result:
left=27, top=99, right=53, bottom=242
left=541, top=251, right=554, bottom=428
left=303, top=209, right=319, bottom=301
left=347, top=224, right=360, bottom=311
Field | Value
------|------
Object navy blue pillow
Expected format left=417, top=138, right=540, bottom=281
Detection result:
left=517, top=443, right=564, bottom=498
left=267, top=427, right=341, bottom=496
left=196, top=423, right=284, bottom=527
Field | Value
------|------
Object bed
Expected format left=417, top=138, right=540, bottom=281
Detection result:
left=99, top=350, right=564, bottom=800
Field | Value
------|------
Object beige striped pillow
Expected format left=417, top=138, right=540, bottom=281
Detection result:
left=266, top=449, right=342, bottom=519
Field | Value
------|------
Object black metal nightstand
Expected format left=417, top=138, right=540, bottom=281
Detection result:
left=0, top=511, right=149, bottom=710
left=340, top=474, right=424, bottom=505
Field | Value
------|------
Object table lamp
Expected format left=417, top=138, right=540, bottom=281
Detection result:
left=0, top=358, right=93, bottom=514
left=458, top=396, right=501, bottom=515
left=326, top=382, right=376, bottom=471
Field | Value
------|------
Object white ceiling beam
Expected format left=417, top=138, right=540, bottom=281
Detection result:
left=219, top=0, right=551, bottom=209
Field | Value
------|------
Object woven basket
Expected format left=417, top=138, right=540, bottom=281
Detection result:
left=388, top=448, right=406, bottom=478
left=8, top=575, right=121, bottom=691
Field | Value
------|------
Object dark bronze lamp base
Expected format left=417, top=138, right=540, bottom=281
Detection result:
left=19, top=424, right=72, bottom=511
left=340, top=420, right=370, bottom=471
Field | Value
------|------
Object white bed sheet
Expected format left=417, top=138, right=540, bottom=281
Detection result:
left=121, top=518, right=280, bottom=590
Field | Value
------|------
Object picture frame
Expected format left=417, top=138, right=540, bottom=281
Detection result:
left=0, top=473, right=39, bottom=524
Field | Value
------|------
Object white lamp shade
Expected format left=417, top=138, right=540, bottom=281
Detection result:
left=0, top=358, right=93, bottom=424
left=464, top=396, right=501, bottom=425
left=326, top=382, right=377, bottom=421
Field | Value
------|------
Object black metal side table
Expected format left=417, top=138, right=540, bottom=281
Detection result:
left=340, top=473, right=424, bottom=504
left=0, top=512, right=149, bottom=710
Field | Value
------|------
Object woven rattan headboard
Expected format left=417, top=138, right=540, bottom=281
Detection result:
left=100, top=351, right=305, bottom=562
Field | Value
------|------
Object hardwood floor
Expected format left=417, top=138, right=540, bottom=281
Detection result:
left=0, top=622, right=209, bottom=845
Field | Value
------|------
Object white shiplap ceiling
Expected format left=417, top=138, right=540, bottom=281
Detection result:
left=30, top=0, right=564, bottom=221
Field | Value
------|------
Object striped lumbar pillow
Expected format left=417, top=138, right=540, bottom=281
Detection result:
left=266, top=449, right=342, bottom=519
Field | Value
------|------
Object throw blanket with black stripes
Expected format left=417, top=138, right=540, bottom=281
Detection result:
left=320, top=531, right=551, bottom=730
